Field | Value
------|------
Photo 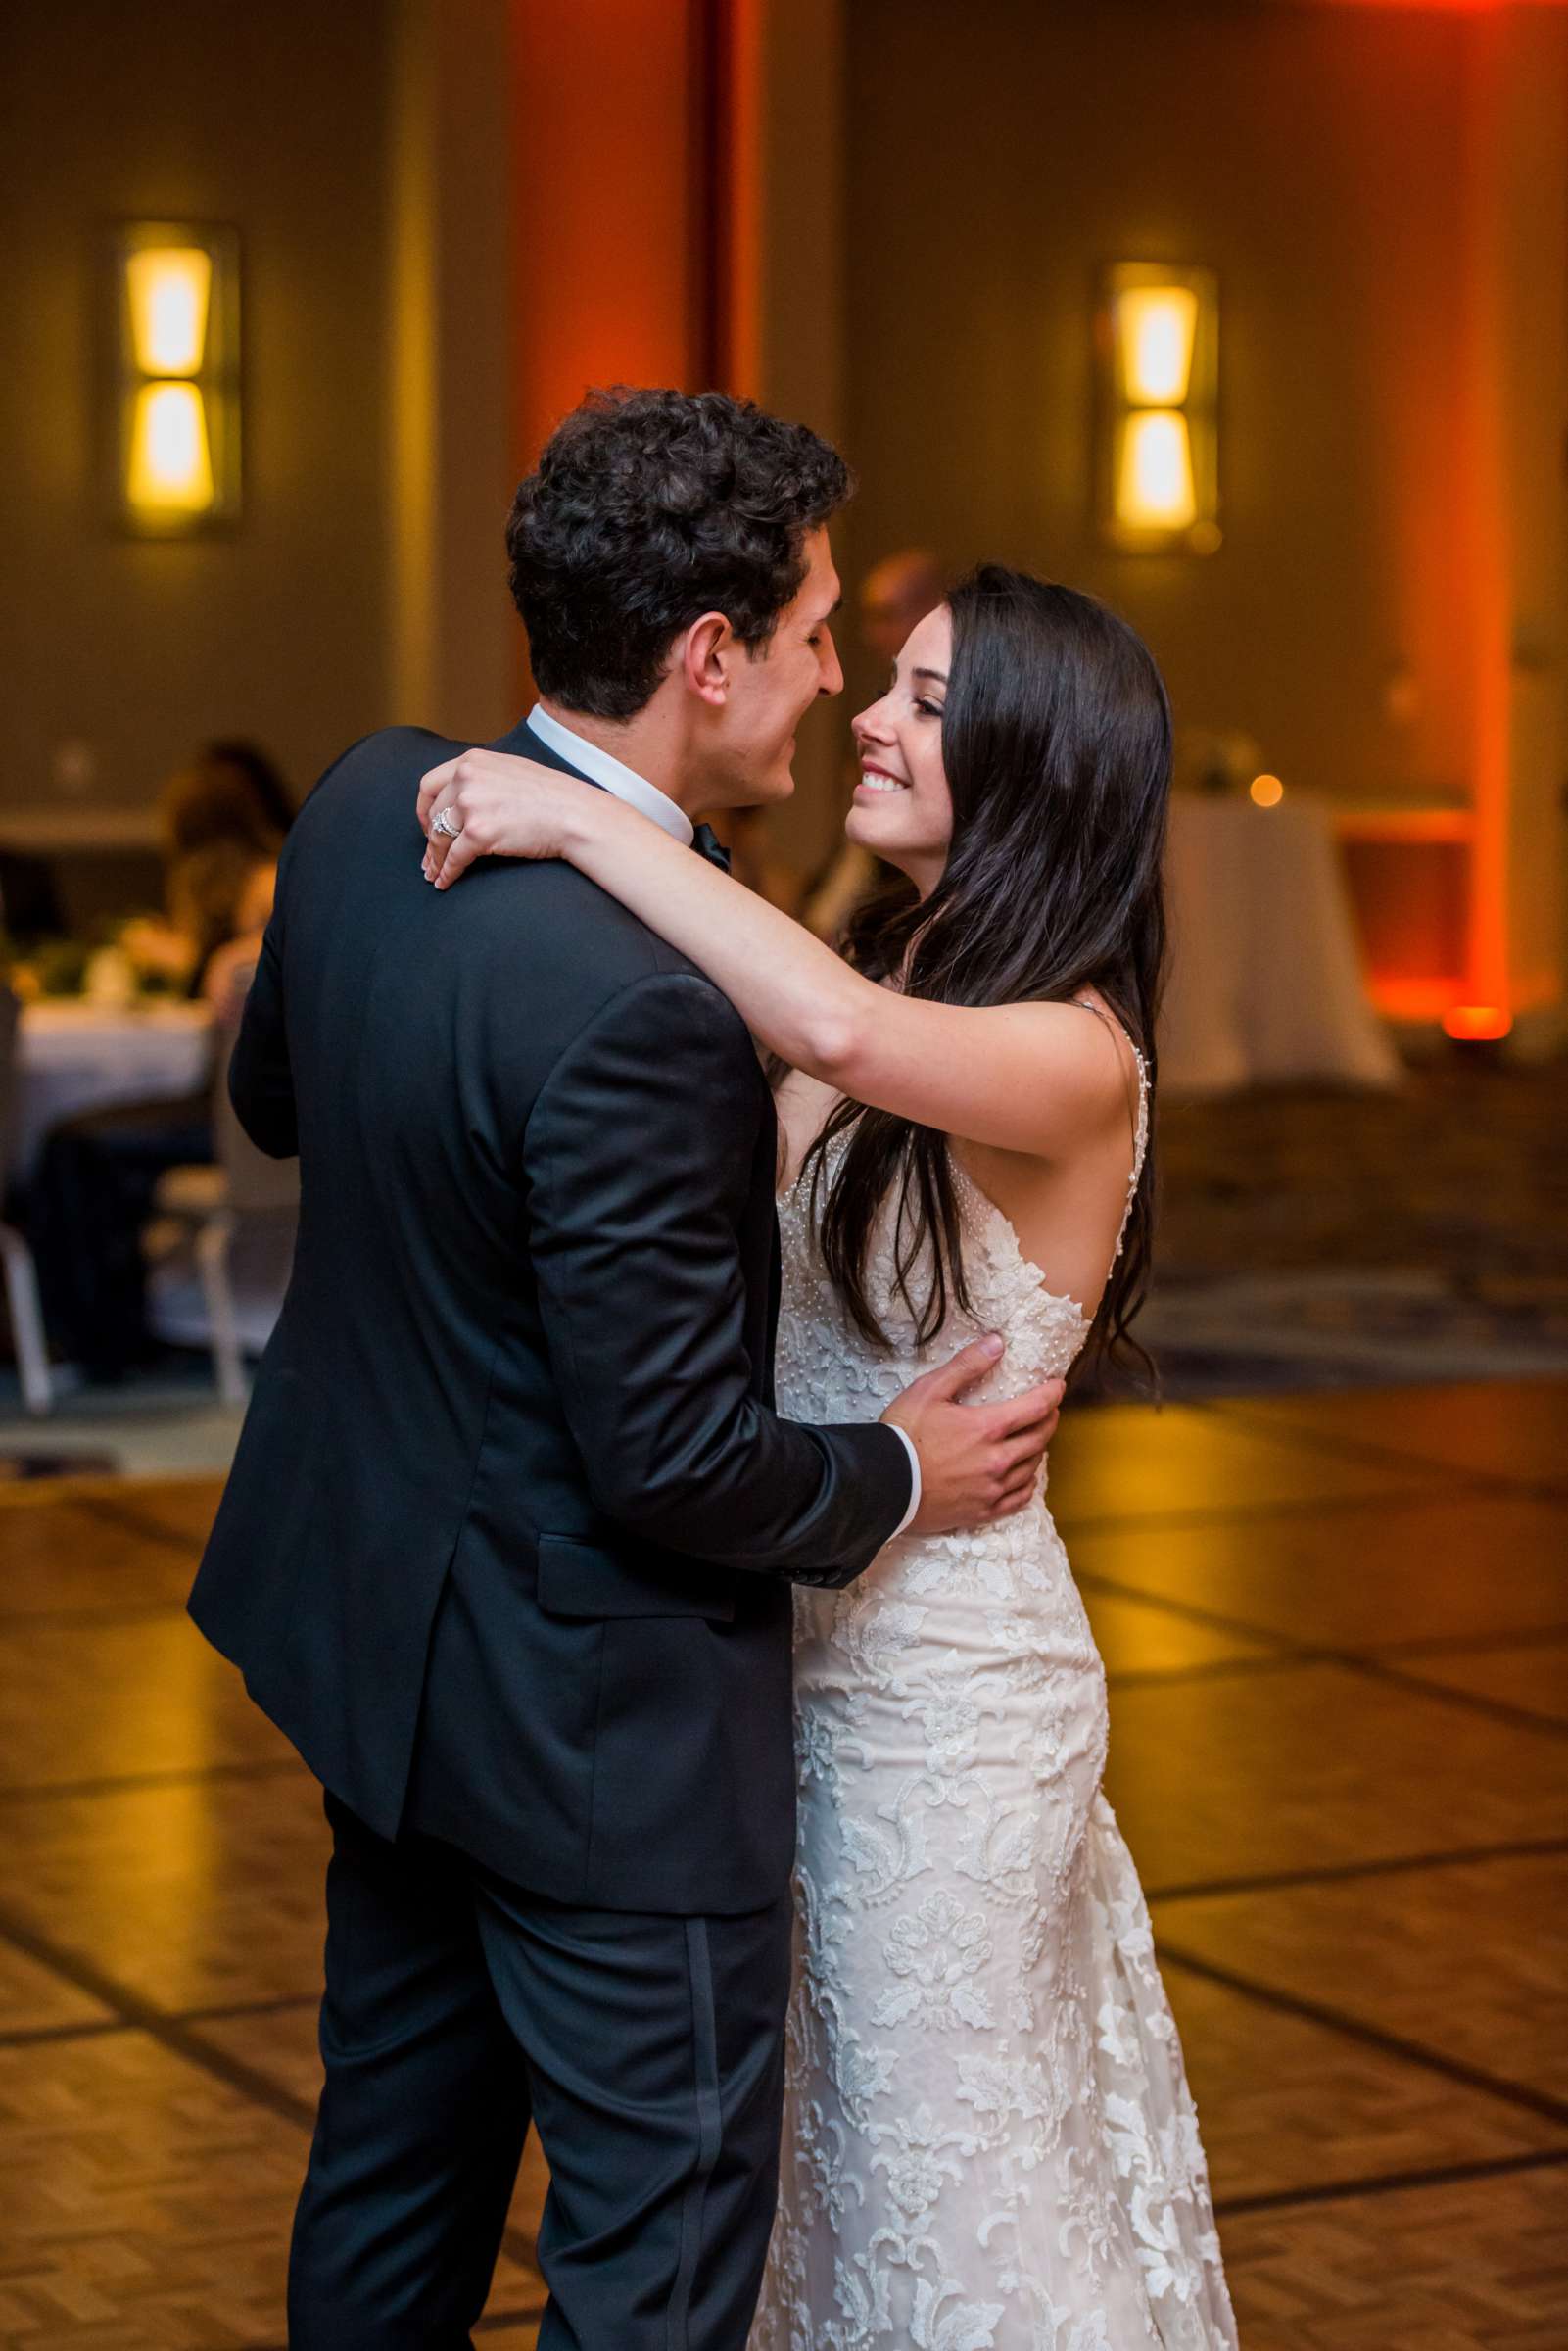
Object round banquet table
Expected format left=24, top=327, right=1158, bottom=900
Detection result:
left=1160, top=794, right=1401, bottom=1096
left=8, top=1000, right=216, bottom=1181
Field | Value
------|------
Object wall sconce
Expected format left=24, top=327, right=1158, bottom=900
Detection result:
left=1098, top=264, right=1218, bottom=553
left=108, top=222, right=240, bottom=534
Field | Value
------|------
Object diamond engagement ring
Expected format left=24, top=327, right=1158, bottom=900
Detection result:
left=430, top=806, right=462, bottom=840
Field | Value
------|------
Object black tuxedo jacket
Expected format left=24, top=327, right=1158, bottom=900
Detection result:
left=189, top=718, right=911, bottom=1914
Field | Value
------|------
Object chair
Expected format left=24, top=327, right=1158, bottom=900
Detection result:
left=0, top=984, right=53, bottom=1414
left=150, top=1036, right=299, bottom=1404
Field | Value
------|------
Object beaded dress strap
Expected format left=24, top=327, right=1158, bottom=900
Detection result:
left=1071, top=997, right=1150, bottom=1262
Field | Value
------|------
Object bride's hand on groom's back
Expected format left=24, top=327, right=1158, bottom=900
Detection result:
left=882, top=1335, right=1063, bottom=1536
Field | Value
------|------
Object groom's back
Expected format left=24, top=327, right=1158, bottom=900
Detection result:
left=250, top=728, right=694, bottom=1431
left=251, top=729, right=681, bottom=1424
left=189, top=725, right=777, bottom=1902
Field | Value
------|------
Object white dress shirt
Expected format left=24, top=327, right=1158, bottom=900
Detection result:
left=525, top=703, right=922, bottom=1541
left=528, top=703, right=694, bottom=843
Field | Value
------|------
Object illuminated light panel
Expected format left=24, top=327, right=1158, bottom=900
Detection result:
left=1116, top=285, right=1198, bottom=406
left=126, top=245, right=211, bottom=375
left=1442, top=1004, right=1513, bottom=1042
left=1099, top=265, right=1216, bottom=552
left=1250, top=774, right=1285, bottom=807
left=1116, top=410, right=1197, bottom=531
left=127, top=382, right=214, bottom=511
left=108, top=222, right=238, bottom=531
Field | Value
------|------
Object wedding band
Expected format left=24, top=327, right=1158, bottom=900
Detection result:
left=430, top=806, right=462, bottom=840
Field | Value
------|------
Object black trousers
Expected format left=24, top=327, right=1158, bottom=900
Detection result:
left=24, top=1092, right=213, bottom=1377
left=287, top=1795, right=793, bottom=2351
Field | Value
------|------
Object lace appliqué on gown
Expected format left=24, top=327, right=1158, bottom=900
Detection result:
left=752, top=1035, right=1237, bottom=2351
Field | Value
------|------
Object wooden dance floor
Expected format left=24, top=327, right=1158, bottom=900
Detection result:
left=1, top=1379, right=1564, bottom=2347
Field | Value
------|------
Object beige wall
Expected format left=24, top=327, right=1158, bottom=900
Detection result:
left=839, top=0, right=1478, bottom=810
left=388, top=0, right=517, bottom=742
left=0, top=0, right=394, bottom=814
left=7, top=0, right=1559, bottom=1027
left=729, top=0, right=851, bottom=870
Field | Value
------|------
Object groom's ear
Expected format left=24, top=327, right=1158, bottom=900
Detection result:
left=680, top=611, right=736, bottom=709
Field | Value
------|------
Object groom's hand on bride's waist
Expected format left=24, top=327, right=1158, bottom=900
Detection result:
left=881, top=1335, right=1064, bottom=1536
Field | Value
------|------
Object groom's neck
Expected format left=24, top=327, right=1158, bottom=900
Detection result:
left=537, top=697, right=709, bottom=821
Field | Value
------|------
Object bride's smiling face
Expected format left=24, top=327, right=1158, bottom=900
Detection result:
left=847, top=602, right=954, bottom=894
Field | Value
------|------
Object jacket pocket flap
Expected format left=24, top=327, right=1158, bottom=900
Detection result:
left=535, top=1534, right=736, bottom=1622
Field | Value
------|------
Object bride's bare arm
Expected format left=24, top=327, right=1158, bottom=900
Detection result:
left=417, top=748, right=1128, bottom=1161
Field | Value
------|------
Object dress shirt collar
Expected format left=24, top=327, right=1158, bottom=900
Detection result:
left=527, top=704, right=694, bottom=846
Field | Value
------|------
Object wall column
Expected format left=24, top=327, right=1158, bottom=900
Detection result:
left=727, top=0, right=848, bottom=866
left=1458, top=2, right=1568, bottom=1051
left=387, top=0, right=517, bottom=738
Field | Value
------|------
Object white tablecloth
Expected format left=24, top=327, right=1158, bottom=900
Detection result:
left=1161, top=795, right=1400, bottom=1096
left=9, top=1002, right=216, bottom=1178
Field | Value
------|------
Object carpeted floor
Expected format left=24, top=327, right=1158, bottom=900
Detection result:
left=1142, top=1052, right=1568, bottom=1397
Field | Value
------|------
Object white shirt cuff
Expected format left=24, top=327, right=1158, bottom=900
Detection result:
left=886, top=1424, right=922, bottom=1539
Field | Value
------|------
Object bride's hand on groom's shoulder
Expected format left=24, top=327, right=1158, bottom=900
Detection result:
left=417, top=750, right=585, bottom=889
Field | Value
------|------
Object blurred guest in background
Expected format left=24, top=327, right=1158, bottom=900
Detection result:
left=26, top=743, right=291, bottom=1379
left=115, top=740, right=294, bottom=996
left=200, top=858, right=279, bottom=1029
left=857, top=546, right=946, bottom=667
left=164, top=736, right=292, bottom=855
left=800, top=547, right=945, bottom=940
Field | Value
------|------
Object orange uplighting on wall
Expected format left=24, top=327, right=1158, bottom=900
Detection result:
left=509, top=0, right=729, bottom=475
left=1099, top=264, right=1218, bottom=552
left=108, top=221, right=240, bottom=534
left=1333, top=811, right=1473, bottom=1023
left=1317, top=1, right=1513, bottom=12
left=1442, top=1005, right=1514, bottom=1042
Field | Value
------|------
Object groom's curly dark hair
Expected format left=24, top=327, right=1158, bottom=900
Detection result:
left=506, top=388, right=853, bottom=720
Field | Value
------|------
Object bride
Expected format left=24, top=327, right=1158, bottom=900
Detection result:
left=419, top=565, right=1238, bottom=2349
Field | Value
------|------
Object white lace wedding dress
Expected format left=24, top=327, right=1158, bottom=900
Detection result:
left=752, top=1036, right=1238, bottom=2351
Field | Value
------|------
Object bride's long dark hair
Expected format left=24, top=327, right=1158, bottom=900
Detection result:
left=803, top=564, right=1171, bottom=1383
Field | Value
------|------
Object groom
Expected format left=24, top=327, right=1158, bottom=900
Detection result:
left=190, top=388, right=1062, bottom=2350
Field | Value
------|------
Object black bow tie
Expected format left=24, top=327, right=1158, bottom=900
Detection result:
left=691, top=823, right=731, bottom=875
